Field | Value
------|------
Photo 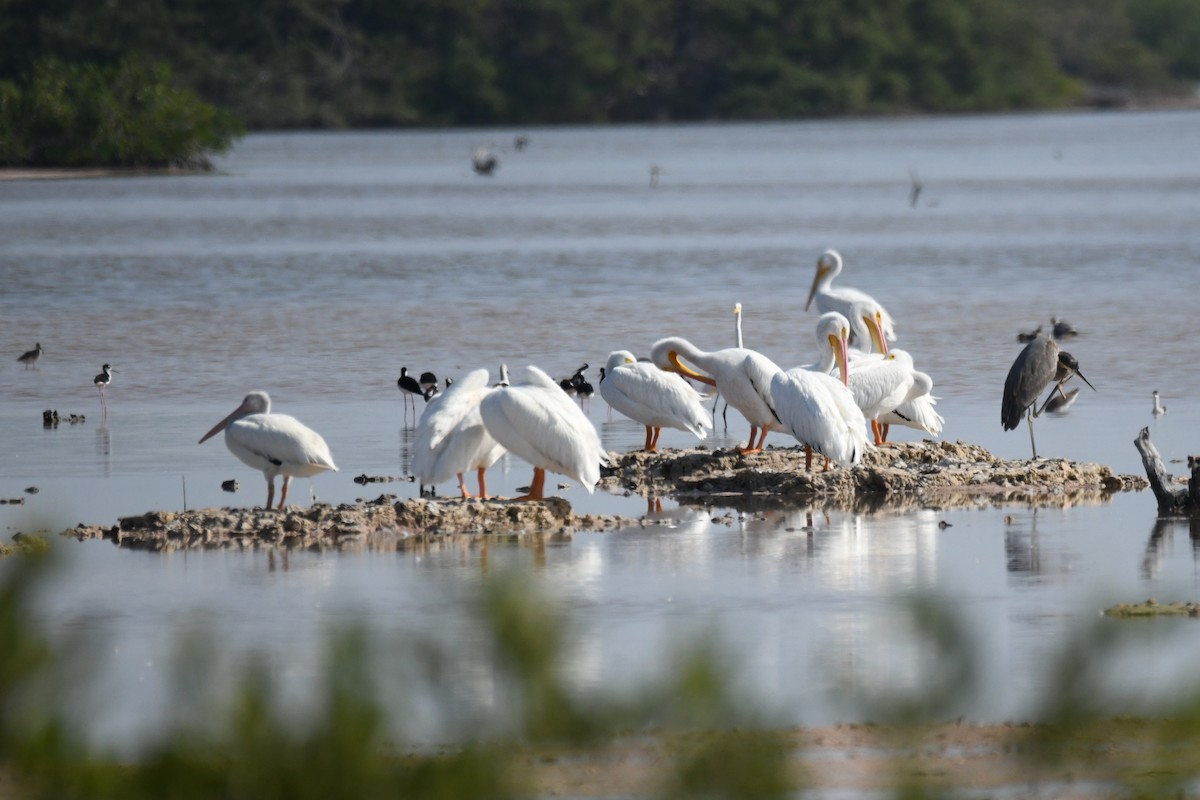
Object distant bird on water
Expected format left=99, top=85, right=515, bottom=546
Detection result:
left=93, top=364, right=115, bottom=418
left=17, top=343, right=43, bottom=369
left=1152, top=390, right=1167, bottom=417
left=1051, top=316, right=1078, bottom=341
left=1016, top=325, right=1042, bottom=343
left=908, top=169, right=924, bottom=208
left=805, top=249, right=896, bottom=354
left=1001, top=336, right=1095, bottom=459
left=199, top=391, right=337, bottom=510
left=472, top=146, right=498, bottom=176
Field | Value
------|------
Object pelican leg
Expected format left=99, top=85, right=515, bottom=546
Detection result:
left=804, top=445, right=813, bottom=472
left=823, top=456, right=831, bottom=473
left=755, top=427, right=769, bottom=451
left=457, top=472, right=474, bottom=499
left=643, top=425, right=654, bottom=452
left=721, top=402, right=729, bottom=430
left=871, top=419, right=885, bottom=445
left=650, top=426, right=662, bottom=451
left=476, top=467, right=489, bottom=500
left=277, top=476, right=292, bottom=509
left=737, top=426, right=760, bottom=455
left=514, top=467, right=546, bottom=502
left=881, top=423, right=890, bottom=443
left=265, top=478, right=275, bottom=510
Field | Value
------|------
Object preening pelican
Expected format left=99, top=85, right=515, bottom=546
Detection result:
left=879, top=370, right=945, bottom=437
left=199, top=391, right=338, bottom=509
left=478, top=365, right=607, bottom=500
left=18, top=343, right=43, bottom=369
left=650, top=337, right=783, bottom=454
left=776, top=315, right=869, bottom=470
left=1001, top=335, right=1095, bottom=459
left=411, top=368, right=505, bottom=498
left=600, top=350, right=713, bottom=452
left=804, top=250, right=896, bottom=352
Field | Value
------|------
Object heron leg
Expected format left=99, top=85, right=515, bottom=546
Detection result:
left=277, top=476, right=292, bottom=508
left=1026, top=409, right=1038, bottom=460
left=721, top=402, right=729, bottom=430
left=514, top=467, right=546, bottom=502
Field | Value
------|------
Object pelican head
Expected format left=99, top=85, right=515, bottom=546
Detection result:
left=815, top=312, right=852, bottom=385
left=805, top=249, right=843, bottom=311
left=199, top=391, right=271, bottom=444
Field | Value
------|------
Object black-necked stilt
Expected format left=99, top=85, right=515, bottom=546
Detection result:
left=1153, top=390, right=1167, bottom=416
left=93, top=364, right=115, bottom=417
left=1016, top=325, right=1042, bottom=343
left=419, top=371, right=439, bottom=399
left=1051, top=316, right=1078, bottom=341
left=199, top=391, right=338, bottom=510
left=397, top=367, right=423, bottom=422
left=571, top=369, right=594, bottom=410
left=18, top=342, right=43, bottom=369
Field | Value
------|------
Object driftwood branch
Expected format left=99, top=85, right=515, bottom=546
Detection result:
left=1135, top=427, right=1196, bottom=515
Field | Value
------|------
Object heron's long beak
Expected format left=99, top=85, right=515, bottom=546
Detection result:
left=1074, top=368, right=1096, bottom=392
left=804, top=266, right=827, bottom=311
left=666, top=351, right=717, bottom=386
left=828, top=332, right=850, bottom=386
left=199, top=399, right=252, bottom=444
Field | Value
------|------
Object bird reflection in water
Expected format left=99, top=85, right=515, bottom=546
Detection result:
left=95, top=423, right=112, bottom=478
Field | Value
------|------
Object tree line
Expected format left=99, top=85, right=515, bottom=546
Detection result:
left=1, top=0, right=1197, bottom=164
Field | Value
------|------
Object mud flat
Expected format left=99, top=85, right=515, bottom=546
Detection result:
left=61, top=440, right=1147, bottom=551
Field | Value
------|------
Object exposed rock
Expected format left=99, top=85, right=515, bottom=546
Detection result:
left=59, top=440, right=1146, bottom=550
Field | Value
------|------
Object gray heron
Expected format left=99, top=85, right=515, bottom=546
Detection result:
left=1001, top=337, right=1095, bottom=458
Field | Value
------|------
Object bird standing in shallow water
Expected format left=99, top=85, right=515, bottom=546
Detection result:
left=1152, top=390, right=1167, bottom=417
left=18, top=343, right=43, bottom=369
left=397, top=367, right=424, bottom=423
left=199, top=391, right=337, bottom=510
left=93, top=364, right=115, bottom=418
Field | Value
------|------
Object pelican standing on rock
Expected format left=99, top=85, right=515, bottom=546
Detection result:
left=600, top=350, right=713, bottom=452
left=1001, top=336, right=1095, bottom=459
left=805, top=249, right=896, bottom=353
left=411, top=368, right=506, bottom=498
left=199, top=391, right=338, bottom=509
left=650, top=337, right=784, bottom=454
left=479, top=365, right=607, bottom=501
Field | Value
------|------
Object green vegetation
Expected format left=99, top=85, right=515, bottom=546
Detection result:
left=0, top=57, right=243, bottom=168
left=4, top=546, right=1200, bottom=797
left=2, top=0, right=1199, bottom=140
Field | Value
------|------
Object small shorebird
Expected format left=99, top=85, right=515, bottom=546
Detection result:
left=419, top=371, right=439, bottom=398
left=93, top=364, right=115, bottom=418
left=17, top=343, right=43, bottom=369
left=1051, top=316, right=1078, bottom=341
left=1152, top=390, right=1167, bottom=416
left=397, top=367, right=423, bottom=422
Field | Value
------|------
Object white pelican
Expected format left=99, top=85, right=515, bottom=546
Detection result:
left=411, top=368, right=505, bottom=498
left=650, top=337, right=783, bottom=454
left=94, top=364, right=115, bottom=417
left=199, top=391, right=338, bottom=509
left=804, top=249, right=896, bottom=352
left=878, top=370, right=945, bottom=437
left=18, top=342, right=43, bottom=369
left=478, top=365, right=607, bottom=501
left=600, top=350, right=713, bottom=452
left=777, top=313, right=869, bottom=470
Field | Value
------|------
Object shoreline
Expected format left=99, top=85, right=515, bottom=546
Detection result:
left=58, top=440, right=1149, bottom=552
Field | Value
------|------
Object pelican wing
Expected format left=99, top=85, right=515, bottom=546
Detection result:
left=226, top=413, right=337, bottom=478
left=601, top=361, right=712, bottom=438
left=772, top=370, right=867, bottom=467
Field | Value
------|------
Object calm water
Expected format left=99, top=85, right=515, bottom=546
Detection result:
left=3, top=110, right=1200, bottom=750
